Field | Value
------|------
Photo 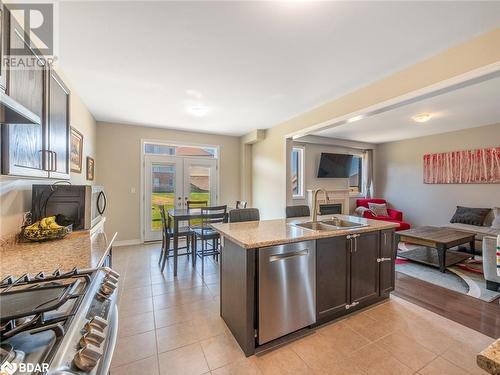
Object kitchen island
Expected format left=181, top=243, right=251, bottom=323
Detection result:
left=212, top=214, right=399, bottom=356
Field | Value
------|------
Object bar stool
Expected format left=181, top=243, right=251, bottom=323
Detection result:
left=285, top=205, right=310, bottom=218
left=229, top=208, right=260, bottom=223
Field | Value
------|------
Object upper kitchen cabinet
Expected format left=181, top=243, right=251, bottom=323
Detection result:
left=47, top=70, right=70, bottom=179
left=2, top=12, right=47, bottom=177
left=1, top=8, right=71, bottom=179
left=0, top=3, right=7, bottom=92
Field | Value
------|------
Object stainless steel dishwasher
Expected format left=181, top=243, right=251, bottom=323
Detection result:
left=258, top=240, right=316, bottom=345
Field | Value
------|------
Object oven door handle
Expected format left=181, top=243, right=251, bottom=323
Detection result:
left=98, top=304, right=118, bottom=374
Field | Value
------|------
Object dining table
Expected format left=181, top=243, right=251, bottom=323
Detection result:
left=167, top=207, right=230, bottom=276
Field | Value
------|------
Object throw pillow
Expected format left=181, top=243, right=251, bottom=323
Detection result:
left=450, top=206, right=491, bottom=226
left=491, top=207, right=500, bottom=229
left=368, top=202, right=389, bottom=217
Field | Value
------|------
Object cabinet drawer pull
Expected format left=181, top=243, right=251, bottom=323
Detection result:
left=377, top=257, right=392, bottom=263
left=345, top=301, right=360, bottom=310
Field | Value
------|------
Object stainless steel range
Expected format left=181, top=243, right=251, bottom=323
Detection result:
left=0, top=266, right=119, bottom=375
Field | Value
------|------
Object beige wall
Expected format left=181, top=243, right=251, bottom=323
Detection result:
left=375, top=123, right=500, bottom=226
left=96, top=122, right=241, bottom=242
left=0, top=74, right=97, bottom=238
left=251, top=28, right=500, bottom=220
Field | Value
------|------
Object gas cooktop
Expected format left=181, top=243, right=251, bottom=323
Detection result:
left=0, top=267, right=119, bottom=375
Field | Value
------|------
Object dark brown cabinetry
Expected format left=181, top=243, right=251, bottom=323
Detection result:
left=1, top=9, right=70, bottom=179
left=350, top=231, right=380, bottom=304
left=316, top=236, right=350, bottom=319
left=379, top=230, right=396, bottom=295
left=316, top=230, right=389, bottom=322
left=47, top=70, right=70, bottom=179
left=0, top=3, right=6, bottom=92
left=2, top=12, right=47, bottom=177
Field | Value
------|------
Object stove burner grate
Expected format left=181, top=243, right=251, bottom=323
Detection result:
left=0, top=268, right=92, bottom=340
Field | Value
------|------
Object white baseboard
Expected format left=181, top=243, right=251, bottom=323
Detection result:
left=113, top=239, right=142, bottom=247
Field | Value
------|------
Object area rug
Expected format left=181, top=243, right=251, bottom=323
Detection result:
left=396, top=243, right=500, bottom=302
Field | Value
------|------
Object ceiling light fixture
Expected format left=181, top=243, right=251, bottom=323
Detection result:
left=412, top=113, right=432, bottom=123
left=347, top=115, right=365, bottom=123
left=187, top=104, right=210, bottom=117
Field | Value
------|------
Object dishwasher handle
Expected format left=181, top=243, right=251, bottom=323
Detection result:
left=269, top=249, right=309, bottom=262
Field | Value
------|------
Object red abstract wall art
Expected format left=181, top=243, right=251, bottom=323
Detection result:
left=423, top=147, right=500, bottom=184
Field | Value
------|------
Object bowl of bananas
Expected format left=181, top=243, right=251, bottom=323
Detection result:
left=22, top=216, right=71, bottom=242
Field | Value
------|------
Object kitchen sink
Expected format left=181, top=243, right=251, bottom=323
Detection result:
left=293, top=219, right=368, bottom=231
left=321, top=218, right=368, bottom=229
left=294, top=222, right=337, bottom=231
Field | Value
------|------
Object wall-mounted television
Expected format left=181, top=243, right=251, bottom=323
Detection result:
left=317, top=153, right=353, bottom=178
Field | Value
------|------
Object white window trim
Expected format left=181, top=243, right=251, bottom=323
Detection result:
left=349, top=153, right=366, bottom=198
left=292, top=146, right=305, bottom=199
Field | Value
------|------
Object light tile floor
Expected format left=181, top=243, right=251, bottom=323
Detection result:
left=110, top=243, right=494, bottom=375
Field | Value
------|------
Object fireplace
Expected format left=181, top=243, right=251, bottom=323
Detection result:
left=319, top=203, right=342, bottom=215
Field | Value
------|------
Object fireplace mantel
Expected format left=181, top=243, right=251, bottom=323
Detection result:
left=306, top=189, right=350, bottom=215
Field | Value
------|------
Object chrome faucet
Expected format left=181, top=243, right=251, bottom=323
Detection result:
left=311, top=189, right=330, bottom=223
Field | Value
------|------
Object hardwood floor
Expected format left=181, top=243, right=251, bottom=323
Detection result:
left=394, top=272, right=500, bottom=339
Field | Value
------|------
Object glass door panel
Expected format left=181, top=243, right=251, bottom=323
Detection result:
left=145, top=155, right=182, bottom=241
left=143, top=155, right=218, bottom=242
left=183, top=158, right=217, bottom=208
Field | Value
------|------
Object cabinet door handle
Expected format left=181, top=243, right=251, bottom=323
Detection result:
left=353, top=237, right=358, bottom=252
left=377, top=257, right=392, bottom=263
left=52, top=151, right=57, bottom=171
left=345, top=301, right=360, bottom=310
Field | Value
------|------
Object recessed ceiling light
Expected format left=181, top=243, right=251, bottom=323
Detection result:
left=187, top=104, right=210, bottom=117
left=347, top=115, right=365, bottom=123
left=412, top=113, right=432, bottom=123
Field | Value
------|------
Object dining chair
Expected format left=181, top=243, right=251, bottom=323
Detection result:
left=186, top=200, right=208, bottom=230
left=159, top=205, right=193, bottom=272
left=187, top=200, right=208, bottom=209
left=192, top=205, right=227, bottom=275
left=285, top=205, right=311, bottom=218
left=236, top=200, right=248, bottom=209
left=229, top=208, right=260, bottom=223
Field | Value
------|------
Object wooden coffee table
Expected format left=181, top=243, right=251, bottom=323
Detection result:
left=395, top=226, right=475, bottom=273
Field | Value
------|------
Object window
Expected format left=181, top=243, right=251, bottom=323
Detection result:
left=349, top=155, right=363, bottom=193
left=291, top=147, right=304, bottom=198
left=144, top=142, right=217, bottom=158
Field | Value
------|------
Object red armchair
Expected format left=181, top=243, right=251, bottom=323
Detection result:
left=356, top=199, right=410, bottom=231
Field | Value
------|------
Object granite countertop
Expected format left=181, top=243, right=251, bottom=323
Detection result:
left=478, top=339, right=500, bottom=375
left=211, top=214, right=399, bottom=249
left=0, top=229, right=117, bottom=279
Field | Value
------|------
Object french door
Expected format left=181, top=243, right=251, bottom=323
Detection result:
left=144, top=155, right=217, bottom=241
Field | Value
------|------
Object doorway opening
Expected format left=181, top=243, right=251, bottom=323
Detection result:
left=142, top=141, right=218, bottom=242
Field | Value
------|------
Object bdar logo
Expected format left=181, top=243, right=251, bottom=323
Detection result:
left=0, top=360, right=17, bottom=375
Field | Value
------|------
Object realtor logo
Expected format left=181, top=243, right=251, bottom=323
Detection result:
left=0, top=360, right=17, bottom=375
left=7, top=3, right=53, bottom=55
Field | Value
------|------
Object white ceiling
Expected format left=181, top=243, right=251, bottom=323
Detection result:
left=58, top=1, right=500, bottom=136
left=311, top=74, right=500, bottom=144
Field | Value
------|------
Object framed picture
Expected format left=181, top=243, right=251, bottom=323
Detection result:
left=86, top=156, right=95, bottom=181
left=70, top=127, right=83, bottom=173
